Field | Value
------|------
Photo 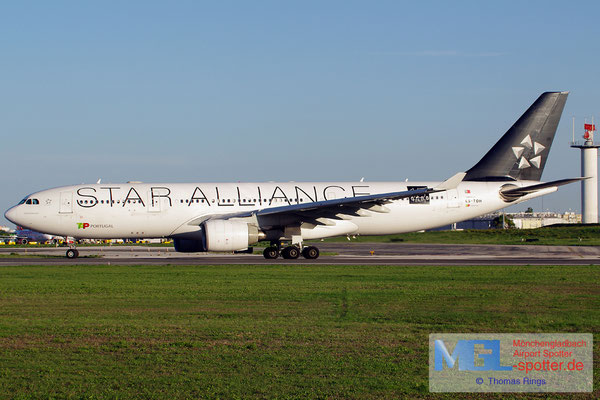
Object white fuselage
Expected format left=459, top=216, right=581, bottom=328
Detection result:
left=5, top=180, right=548, bottom=240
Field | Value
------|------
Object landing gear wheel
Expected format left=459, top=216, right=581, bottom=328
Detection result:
left=66, top=249, right=79, bottom=259
left=281, top=246, right=300, bottom=259
left=302, top=246, right=320, bottom=259
left=263, top=247, right=279, bottom=259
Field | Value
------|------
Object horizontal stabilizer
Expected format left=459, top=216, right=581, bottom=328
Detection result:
left=500, top=177, right=586, bottom=201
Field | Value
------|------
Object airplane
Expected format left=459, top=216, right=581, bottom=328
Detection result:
left=14, top=226, right=58, bottom=244
left=4, top=92, right=582, bottom=260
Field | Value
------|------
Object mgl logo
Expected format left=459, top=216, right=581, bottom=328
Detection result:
left=435, top=339, right=512, bottom=371
left=77, top=223, right=90, bottom=229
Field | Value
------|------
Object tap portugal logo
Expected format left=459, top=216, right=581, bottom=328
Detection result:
left=77, top=223, right=113, bottom=229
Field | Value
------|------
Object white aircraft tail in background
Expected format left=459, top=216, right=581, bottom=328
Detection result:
left=14, top=226, right=59, bottom=244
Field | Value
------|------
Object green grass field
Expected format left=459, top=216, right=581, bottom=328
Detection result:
left=0, top=264, right=597, bottom=399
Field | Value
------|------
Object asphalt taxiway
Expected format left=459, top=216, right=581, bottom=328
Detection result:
left=1, top=243, right=599, bottom=265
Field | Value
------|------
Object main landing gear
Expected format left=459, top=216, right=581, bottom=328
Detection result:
left=263, top=244, right=320, bottom=260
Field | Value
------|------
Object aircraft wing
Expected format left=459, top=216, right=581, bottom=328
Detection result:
left=188, top=173, right=466, bottom=227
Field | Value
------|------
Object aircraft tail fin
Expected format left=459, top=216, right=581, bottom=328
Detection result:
left=464, top=92, right=569, bottom=182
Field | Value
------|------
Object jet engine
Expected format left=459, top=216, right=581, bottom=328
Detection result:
left=203, top=219, right=262, bottom=251
left=173, top=220, right=262, bottom=253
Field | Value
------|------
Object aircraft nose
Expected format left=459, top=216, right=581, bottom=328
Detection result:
left=4, top=206, right=20, bottom=225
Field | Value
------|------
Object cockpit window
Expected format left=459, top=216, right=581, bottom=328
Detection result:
left=32, top=199, right=39, bottom=205
left=23, top=198, right=39, bottom=205
left=18, top=198, right=27, bottom=205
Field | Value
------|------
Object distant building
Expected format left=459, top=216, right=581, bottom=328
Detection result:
left=430, top=212, right=582, bottom=231
left=430, top=215, right=495, bottom=231
left=510, top=211, right=581, bottom=229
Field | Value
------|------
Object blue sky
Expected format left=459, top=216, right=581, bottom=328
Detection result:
left=2, top=1, right=600, bottom=226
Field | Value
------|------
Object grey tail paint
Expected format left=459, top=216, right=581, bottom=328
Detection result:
left=464, top=91, right=569, bottom=182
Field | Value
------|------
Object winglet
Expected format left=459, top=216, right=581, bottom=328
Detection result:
left=434, top=172, right=466, bottom=191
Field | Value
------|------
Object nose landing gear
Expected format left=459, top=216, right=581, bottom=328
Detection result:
left=65, top=248, right=79, bottom=259
left=65, top=236, right=79, bottom=259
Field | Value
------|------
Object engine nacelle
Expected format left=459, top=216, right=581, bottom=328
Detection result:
left=173, top=238, right=206, bottom=253
left=203, top=220, right=261, bottom=251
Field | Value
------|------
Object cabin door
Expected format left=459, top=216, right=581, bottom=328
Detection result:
left=446, top=189, right=460, bottom=208
left=59, top=192, right=73, bottom=214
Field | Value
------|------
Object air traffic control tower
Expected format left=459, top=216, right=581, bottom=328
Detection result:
left=571, top=122, right=599, bottom=223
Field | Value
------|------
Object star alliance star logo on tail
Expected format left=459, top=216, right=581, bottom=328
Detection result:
left=512, top=134, right=545, bottom=169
